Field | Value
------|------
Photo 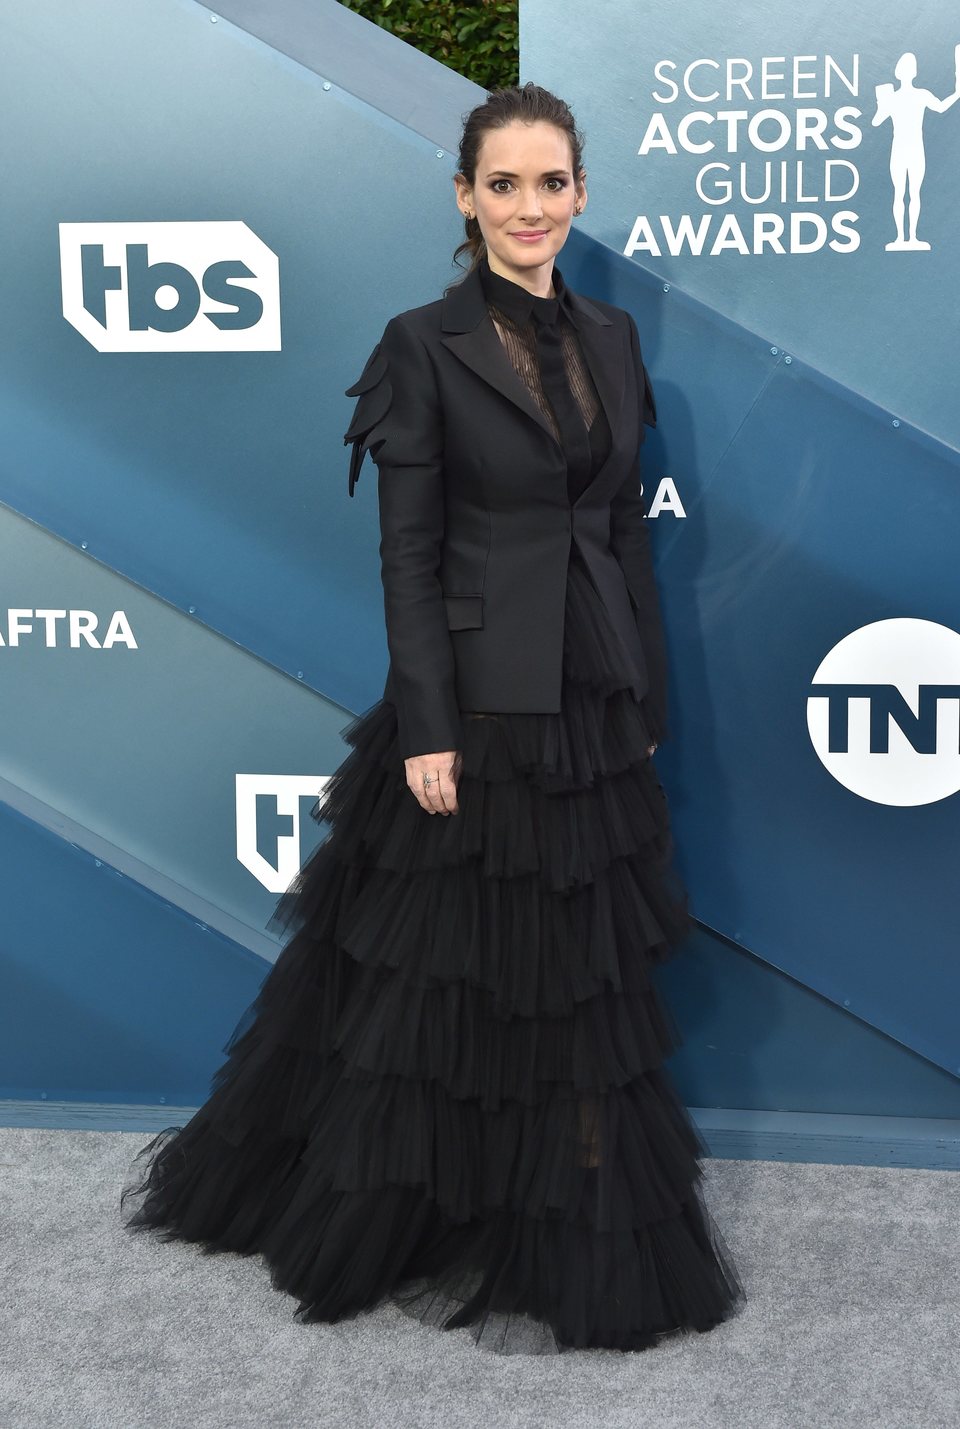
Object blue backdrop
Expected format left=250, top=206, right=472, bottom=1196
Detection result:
left=1, top=0, right=958, bottom=1143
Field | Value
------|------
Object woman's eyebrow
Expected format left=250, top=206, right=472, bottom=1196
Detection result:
left=484, top=169, right=571, bottom=178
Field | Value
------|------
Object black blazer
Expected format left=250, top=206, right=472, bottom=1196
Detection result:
left=343, top=260, right=667, bottom=761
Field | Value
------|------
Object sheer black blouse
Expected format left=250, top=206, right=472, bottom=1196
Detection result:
left=476, top=252, right=612, bottom=505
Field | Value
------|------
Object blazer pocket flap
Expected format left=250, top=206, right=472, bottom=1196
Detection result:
left=443, top=594, right=484, bottom=630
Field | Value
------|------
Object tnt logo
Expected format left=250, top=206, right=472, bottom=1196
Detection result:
left=807, top=618, right=960, bottom=807
left=59, top=221, right=280, bottom=351
left=236, top=775, right=331, bottom=893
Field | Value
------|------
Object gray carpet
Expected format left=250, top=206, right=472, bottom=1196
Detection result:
left=1, top=1128, right=956, bottom=1428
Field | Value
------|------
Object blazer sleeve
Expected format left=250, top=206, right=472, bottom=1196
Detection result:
left=609, top=312, right=671, bottom=745
left=343, top=315, right=463, bottom=762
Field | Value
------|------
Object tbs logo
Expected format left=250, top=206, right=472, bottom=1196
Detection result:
left=807, top=619, right=960, bottom=806
left=59, top=221, right=280, bottom=351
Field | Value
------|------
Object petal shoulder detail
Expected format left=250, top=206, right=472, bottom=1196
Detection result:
left=342, top=341, right=392, bottom=497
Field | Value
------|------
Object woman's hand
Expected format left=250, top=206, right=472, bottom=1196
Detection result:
left=405, top=750, right=462, bottom=814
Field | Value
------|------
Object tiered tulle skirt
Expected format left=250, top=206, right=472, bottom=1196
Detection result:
left=121, top=547, right=746, bottom=1353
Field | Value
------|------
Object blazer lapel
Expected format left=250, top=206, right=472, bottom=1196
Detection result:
left=442, top=313, right=555, bottom=442
left=439, top=264, right=626, bottom=475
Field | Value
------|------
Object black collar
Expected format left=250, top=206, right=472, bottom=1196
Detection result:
left=477, top=250, right=576, bottom=327
left=440, top=258, right=611, bottom=334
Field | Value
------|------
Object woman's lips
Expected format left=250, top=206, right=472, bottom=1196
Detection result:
left=511, top=231, right=547, bottom=242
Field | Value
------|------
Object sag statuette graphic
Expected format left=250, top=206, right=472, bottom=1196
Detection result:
left=873, top=46, right=960, bottom=250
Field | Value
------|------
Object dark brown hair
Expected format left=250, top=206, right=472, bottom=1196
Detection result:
left=448, top=82, right=585, bottom=282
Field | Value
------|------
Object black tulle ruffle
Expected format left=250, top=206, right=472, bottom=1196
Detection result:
left=121, top=547, right=746, bottom=1354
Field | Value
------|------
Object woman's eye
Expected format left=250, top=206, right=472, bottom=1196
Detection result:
left=491, top=178, right=568, bottom=193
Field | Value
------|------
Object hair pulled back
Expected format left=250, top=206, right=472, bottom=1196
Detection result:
left=450, top=82, right=585, bottom=279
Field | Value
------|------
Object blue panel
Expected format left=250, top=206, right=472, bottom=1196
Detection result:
left=207, top=0, right=487, bottom=149
left=0, top=503, right=344, bottom=947
left=657, top=343, right=960, bottom=1073
left=0, top=0, right=956, bottom=1118
left=542, top=157, right=960, bottom=1084
left=524, top=0, right=960, bottom=451
left=0, top=800, right=265, bottom=1104
left=0, top=0, right=469, bottom=721
left=659, top=928, right=960, bottom=1119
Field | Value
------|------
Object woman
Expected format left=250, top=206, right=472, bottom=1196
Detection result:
left=122, top=83, right=746, bottom=1354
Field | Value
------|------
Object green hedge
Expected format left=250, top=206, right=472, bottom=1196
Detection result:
left=338, top=0, right=519, bottom=89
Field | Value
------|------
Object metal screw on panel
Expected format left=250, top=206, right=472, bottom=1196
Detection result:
left=81, top=542, right=88, bottom=550
left=210, top=13, right=218, bottom=21
left=843, top=999, right=851, bottom=1007
left=322, top=82, right=331, bottom=91
left=770, top=347, right=779, bottom=355
left=662, top=283, right=670, bottom=292
left=784, top=356, right=792, bottom=364
left=892, top=419, right=900, bottom=428
left=437, top=151, right=444, bottom=159
left=297, top=671, right=304, bottom=680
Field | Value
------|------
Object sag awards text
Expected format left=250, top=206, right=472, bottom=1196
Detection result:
left=630, top=49, right=960, bottom=255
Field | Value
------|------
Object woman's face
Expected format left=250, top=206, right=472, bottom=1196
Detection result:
left=456, top=120, right=586, bottom=285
